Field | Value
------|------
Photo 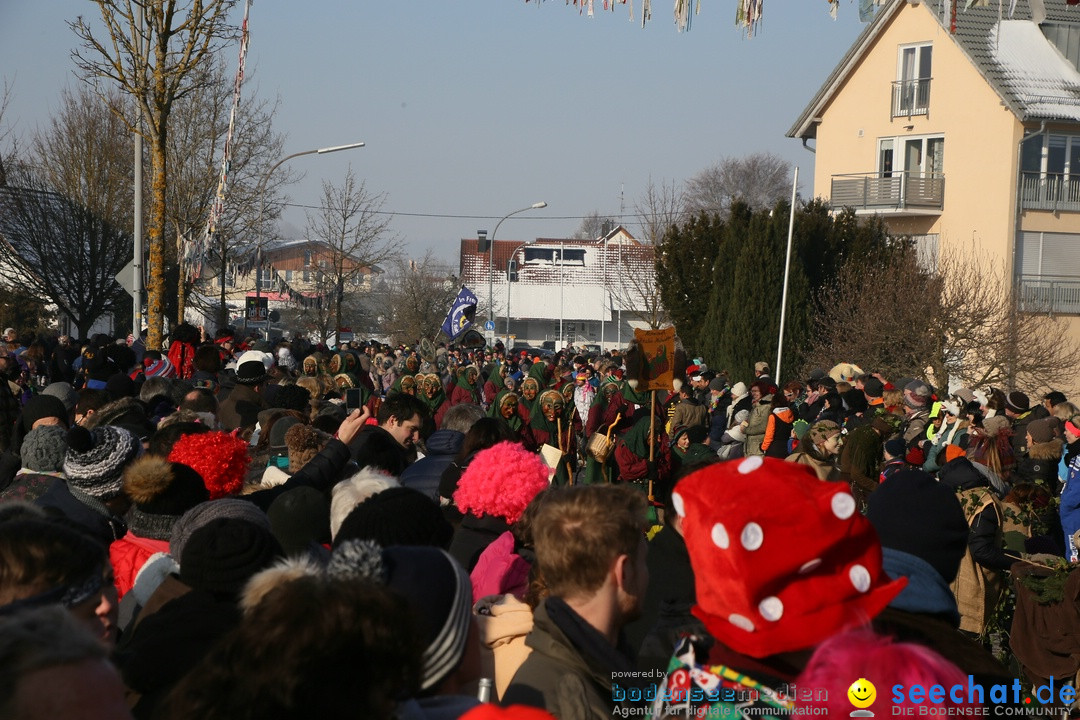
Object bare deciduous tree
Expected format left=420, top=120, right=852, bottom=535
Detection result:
left=71, top=0, right=240, bottom=349
left=574, top=210, right=617, bottom=240
left=684, top=151, right=793, bottom=216
left=381, top=252, right=460, bottom=346
left=807, top=241, right=1080, bottom=394
left=0, top=166, right=130, bottom=338
left=305, top=168, right=398, bottom=335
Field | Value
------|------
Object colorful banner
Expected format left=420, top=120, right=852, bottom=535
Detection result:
left=633, top=326, right=676, bottom=392
left=441, top=287, right=478, bottom=341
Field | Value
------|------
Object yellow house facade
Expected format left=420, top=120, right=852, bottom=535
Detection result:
left=789, top=0, right=1080, bottom=392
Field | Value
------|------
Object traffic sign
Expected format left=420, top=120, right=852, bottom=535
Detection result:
left=246, top=296, right=268, bottom=321
left=484, top=320, right=495, bottom=331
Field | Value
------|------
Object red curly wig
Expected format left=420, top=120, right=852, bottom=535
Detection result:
left=168, top=431, right=251, bottom=500
left=453, top=441, right=548, bottom=525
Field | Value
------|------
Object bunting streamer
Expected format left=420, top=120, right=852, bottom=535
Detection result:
left=184, top=0, right=252, bottom=282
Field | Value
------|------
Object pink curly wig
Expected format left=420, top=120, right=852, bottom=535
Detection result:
left=793, top=628, right=974, bottom=717
left=454, top=441, right=548, bottom=524
left=168, top=431, right=251, bottom=500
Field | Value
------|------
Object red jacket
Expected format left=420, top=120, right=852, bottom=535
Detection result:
left=110, top=532, right=170, bottom=600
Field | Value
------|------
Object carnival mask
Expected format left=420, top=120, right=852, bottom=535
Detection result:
left=603, top=382, right=619, bottom=401
left=400, top=375, right=416, bottom=395
left=522, top=378, right=539, bottom=401
left=425, top=374, right=440, bottom=398
left=466, top=367, right=478, bottom=386
left=500, top=393, right=519, bottom=419
left=406, top=356, right=419, bottom=373
left=540, top=391, right=564, bottom=422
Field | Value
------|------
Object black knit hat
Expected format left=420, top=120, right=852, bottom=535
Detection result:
left=170, top=499, right=272, bottom=560
left=333, top=487, right=453, bottom=550
left=179, top=517, right=282, bottom=596
left=20, top=425, right=67, bottom=473
left=122, top=456, right=210, bottom=540
left=863, top=377, right=884, bottom=398
left=1006, top=391, right=1030, bottom=413
left=267, top=486, right=331, bottom=556
left=866, top=469, right=969, bottom=583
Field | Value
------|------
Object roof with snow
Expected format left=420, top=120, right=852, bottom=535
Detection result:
left=788, top=0, right=1080, bottom=138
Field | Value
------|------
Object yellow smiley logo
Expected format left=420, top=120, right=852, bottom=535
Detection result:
left=847, top=678, right=877, bottom=709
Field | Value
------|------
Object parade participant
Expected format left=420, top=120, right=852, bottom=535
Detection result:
left=487, top=388, right=525, bottom=438
left=420, top=372, right=449, bottom=430
left=449, top=366, right=482, bottom=408
left=518, top=376, right=542, bottom=425
left=524, top=390, right=576, bottom=487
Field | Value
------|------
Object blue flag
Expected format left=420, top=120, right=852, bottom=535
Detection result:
left=440, top=286, right=478, bottom=341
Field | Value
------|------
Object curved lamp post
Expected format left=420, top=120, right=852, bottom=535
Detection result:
left=254, top=142, right=365, bottom=306
left=484, top=202, right=547, bottom=331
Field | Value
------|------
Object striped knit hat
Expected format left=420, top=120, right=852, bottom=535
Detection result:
left=63, top=425, right=142, bottom=501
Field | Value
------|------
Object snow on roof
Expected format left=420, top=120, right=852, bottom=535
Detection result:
left=991, top=20, right=1080, bottom=121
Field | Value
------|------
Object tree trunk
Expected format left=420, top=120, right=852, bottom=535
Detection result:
left=147, top=131, right=167, bottom=350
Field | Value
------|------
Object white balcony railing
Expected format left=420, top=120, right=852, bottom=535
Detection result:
left=1020, top=172, right=1080, bottom=212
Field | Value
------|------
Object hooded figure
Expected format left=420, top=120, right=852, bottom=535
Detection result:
left=487, top=388, right=524, bottom=436
left=524, top=390, right=576, bottom=487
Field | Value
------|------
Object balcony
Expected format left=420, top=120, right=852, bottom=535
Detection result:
left=830, top=172, right=944, bottom=215
left=892, top=78, right=931, bottom=118
left=1018, top=275, right=1080, bottom=315
left=1020, top=172, right=1080, bottom=212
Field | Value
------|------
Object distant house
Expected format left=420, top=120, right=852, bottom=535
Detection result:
left=458, top=225, right=659, bottom=350
left=212, top=239, right=382, bottom=329
left=787, top=0, right=1080, bottom=362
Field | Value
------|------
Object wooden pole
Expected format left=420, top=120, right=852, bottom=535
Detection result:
left=648, top=390, right=656, bottom=501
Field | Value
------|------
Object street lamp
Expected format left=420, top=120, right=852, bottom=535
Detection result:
left=254, top=142, right=365, bottom=316
left=484, top=202, right=547, bottom=333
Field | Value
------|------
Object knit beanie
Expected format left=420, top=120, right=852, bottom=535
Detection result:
left=170, top=498, right=272, bottom=561
left=63, top=425, right=141, bottom=501
left=453, top=441, right=549, bottom=525
left=179, top=517, right=282, bottom=596
left=20, top=425, right=67, bottom=473
left=792, top=419, right=810, bottom=441
left=20, top=395, right=69, bottom=433
left=40, top=382, right=78, bottom=414
left=882, top=437, right=906, bottom=460
left=1006, top=391, right=1030, bottom=413
left=334, top=486, right=453, bottom=549
left=328, top=541, right=471, bottom=693
left=168, top=431, right=251, bottom=499
left=982, top=415, right=1011, bottom=437
left=862, top=377, right=884, bottom=399
left=1027, top=417, right=1056, bottom=444
left=284, top=423, right=331, bottom=474
left=122, top=456, right=210, bottom=540
left=267, top=416, right=301, bottom=454
left=807, top=420, right=841, bottom=447
left=267, top=486, right=331, bottom=557
left=105, top=372, right=137, bottom=400
left=903, top=380, right=931, bottom=409
left=709, top=378, right=727, bottom=393
left=866, top=469, right=969, bottom=583
left=943, top=444, right=966, bottom=464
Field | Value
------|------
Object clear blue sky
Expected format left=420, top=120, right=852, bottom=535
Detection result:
left=0, top=1, right=869, bottom=262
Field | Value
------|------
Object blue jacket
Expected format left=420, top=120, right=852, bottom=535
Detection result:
left=1060, top=440, right=1080, bottom=559
left=400, top=429, right=464, bottom=502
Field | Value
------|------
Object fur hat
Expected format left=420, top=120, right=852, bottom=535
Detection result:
left=63, top=425, right=141, bottom=501
left=1006, top=391, right=1030, bottom=413
left=122, top=456, right=210, bottom=540
left=672, top=457, right=905, bottom=658
left=284, top=423, right=331, bottom=474
left=334, top=486, right=452, bottom=549
left=20, top=425, right=67, bottom=473
left=982, top=415, right=1011, bottom=437
left=179, top=517, right=282, bottom=596
left=168, top=431, right=251, bottom=499
left=170, top=498, right=272, bottom=561
left=453, top=441, right=549, bottom=525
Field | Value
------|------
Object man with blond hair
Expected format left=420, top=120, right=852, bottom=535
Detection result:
left=502, top=484, right=650, bottom=717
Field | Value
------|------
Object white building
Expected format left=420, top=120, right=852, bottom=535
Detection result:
left=458, top=225, right=659, bottom=350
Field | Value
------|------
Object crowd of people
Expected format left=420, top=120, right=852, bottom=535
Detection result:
left=0, top=322, right=1077, bottom=719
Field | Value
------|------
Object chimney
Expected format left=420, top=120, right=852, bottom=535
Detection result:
left=600, top=220, right=614, bottom=238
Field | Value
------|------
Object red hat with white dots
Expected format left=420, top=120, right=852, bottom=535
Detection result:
left=671, top=455, right=906, bottom=658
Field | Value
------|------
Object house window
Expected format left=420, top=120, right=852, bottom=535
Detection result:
left=877, top=135, right=944, bottom=177
left=285, top=270, right=294, bottom=283
left=304, top=251, right=312, bottom=267
left=893, top=43, right=932, bottom=117
left=1017, top=231, right=1080, bottom=313
left=303, top=269, right=310, bottom=283
left=1020, top=134, right=1080, bottom=209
